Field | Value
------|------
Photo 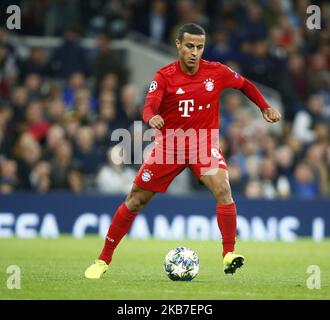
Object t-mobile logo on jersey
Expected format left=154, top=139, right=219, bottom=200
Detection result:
left=178, top=99, right=210, bottom=117
left=178, top=99, right=194, bottom=117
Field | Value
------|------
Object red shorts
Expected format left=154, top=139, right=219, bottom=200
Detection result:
left=134, top=146, right=227, bottom=193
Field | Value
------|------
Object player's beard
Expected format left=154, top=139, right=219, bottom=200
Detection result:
left=188, top=57, right=197, bottom=65
left=185, top=57, right=199, bottom=71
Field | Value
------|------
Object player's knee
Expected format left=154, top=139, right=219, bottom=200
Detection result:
left=213, top=182, right=232, bottom=203
left=125, top=191, right=149, bottom=211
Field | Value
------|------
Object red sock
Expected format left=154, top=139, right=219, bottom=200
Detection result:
left=216, top=202, right=237, bottom=257
left=98, top=202, right=138, bottom=264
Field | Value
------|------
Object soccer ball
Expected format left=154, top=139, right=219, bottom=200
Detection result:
left=164, top=246, right=199, bottom=281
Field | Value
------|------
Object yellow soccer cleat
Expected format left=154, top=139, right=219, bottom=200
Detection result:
left=84, top=259, right=108, bottom=279
left=223, top=252, right=245, bottom=274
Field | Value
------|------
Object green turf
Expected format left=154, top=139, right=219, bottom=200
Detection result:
left=0, top=236, right=329, bottom=300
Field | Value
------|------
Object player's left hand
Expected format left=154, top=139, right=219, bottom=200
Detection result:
left=262, top=107, right=282, bottom=123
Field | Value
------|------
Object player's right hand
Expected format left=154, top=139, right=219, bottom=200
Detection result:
left=149, top=115, right=165, bottom=129
left=262, top=107, right=282, bottom=123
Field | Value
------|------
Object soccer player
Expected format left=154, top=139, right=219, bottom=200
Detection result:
left=85, top=23, right=281, bottom=279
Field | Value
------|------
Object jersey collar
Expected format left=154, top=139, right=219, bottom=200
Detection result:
left=176, top=60, right=203, bottom=79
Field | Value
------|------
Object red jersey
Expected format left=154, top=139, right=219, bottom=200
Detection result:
left=144, top=59, right=244, bottom=130
left=143, top=59, right=245, bottom=157
left=134, top=59, right=270, bottom=190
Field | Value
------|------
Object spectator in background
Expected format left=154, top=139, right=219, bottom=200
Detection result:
left=92, top=33, right=129, bottom=92
left=204, top=28, right=239, bottom=64
left=317, top=32, right=330, bottom=111
left=242, top=2, right=268, bottom=41
left=287, top=53, right=310, bottom=102
left=62, top=72, right=87, bottom=109
left=92, top=118, right=110, bottom=156
left=117, top=84, right=141, bottom=128
left=291, top=162, right=319, bottom=199
left=24, top=73, right=43, bottom=100
left=0, top=41, right=16, bottom=98
left=98, top=90, right=117, bottom=125
left=149, top=0, right=172, bottom=44
left=221, top=92, right=244, bottom=135
left=225, top=121, right=245, bottom=157
left=0, top=177, right=15, bottom=194
left=292, top=93, right=326, bottom=144
left=49, top=26, right=89, bottom=78
left=244, top=179, right=263, bottom=199
left=273, top=14, right=300, bottom=54
left=42, top=125, right=66, bottom=161
left=228, top=162, right=248, bottom=195
left=285, top=135, right=304, bottom=165
left=45, top=80, right=62, bottom=102
left=276, top=53, right=308, bottom=121
left=10, top=86, right=29, bottom=126
left=14, top=133, right=42, bottom=190
left=326, top=144, right=330, bottom=180
left=260, top=135, right=278, bottom=159
left=258, top=157, right=279, bottom=199
left=46, top=99, right=66, bottom=125
left=98, top=73, right=120, bottom=94
left=63, top=113, right=80, bottom=143
left=262, top=0, right=283, bottom=29
left=73, top=126, right=104, bottom=175
left=25, top=101, right=49, bottom=142
left=307, top=52, right=329, bottom=90
left=96, top=145, right=136, bottom=194
left=134, top=0, right=174, bottom=45
left=275, top=145, right=295, bottom=178
left=276, top=175, right=291, bottom=199
left=73, top=88, right=98, bottom=125
left=50, top=139, right=74, bottom=190
left=314, top=122, right=329, bottom=144
left=305, top=143, right=329, bottom=197
left=242, top=38, right=278, bottom=88
left=30, top=160, right=52, bottom=193
left=264, top=142, right=292, bottom=198
left=68, top=167, right=85, bottom=193
left=17, top=47, right=48, bottom=82
left=0, top=104, right=15, bottom=156
left=230, top=137, right=262, bottom=180
left=0, top=158, right=18, bottom=193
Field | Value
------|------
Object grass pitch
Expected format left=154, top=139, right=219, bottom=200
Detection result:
left=0, top=236, right=329, bottom=300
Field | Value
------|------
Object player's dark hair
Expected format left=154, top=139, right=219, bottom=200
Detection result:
left=177, top=23, right=206, bottom=42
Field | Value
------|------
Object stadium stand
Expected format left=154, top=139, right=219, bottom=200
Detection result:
left=0, top=0, right=329, bottom=199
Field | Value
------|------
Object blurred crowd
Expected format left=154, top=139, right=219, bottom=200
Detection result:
left=0, top=0, right=329, bottom=199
